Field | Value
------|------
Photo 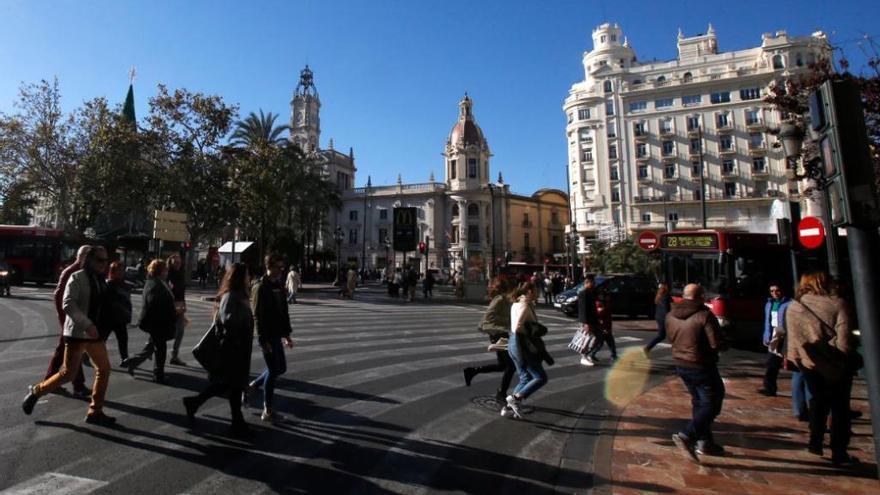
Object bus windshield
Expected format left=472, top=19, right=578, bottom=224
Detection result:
left=665, top=252, right=727, bottom=297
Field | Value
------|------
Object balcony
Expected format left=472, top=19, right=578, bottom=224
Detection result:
left=637, top=174, right=651, bottom=183
left=688, top=148, right=702, bottom=159
left=721, top=167, right=737, bottom=179
left=634, top=131, right=648, bottom=141
left=636, top=153, right=650, bottom=162
left=748, top=142, right=767, bottom=155
left=716, top=122, right=733, bottom=133
left=663, top=173, right=678, bottom=182
left=719, top=146, right=736, bottom=156
left=746, top=119, right=766, bottom=131
left=752, top=166, right=770, bottom=178
left=661, top=152, right=677, bottom=162
left=659, top=127, right=675, bottom=137
left=687, top=126, right=701, bottom=137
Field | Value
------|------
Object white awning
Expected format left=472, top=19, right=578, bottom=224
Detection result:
left=217, top=241, right=254, bottom=254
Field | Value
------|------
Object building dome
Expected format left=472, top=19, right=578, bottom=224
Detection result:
left=447, top=94, right=488, bottom=148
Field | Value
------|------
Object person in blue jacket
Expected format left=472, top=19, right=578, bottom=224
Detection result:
left=758, top=284, right=790, bottom=397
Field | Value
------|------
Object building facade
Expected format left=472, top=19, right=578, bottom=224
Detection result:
left=563, top=23, right=831, bottom=248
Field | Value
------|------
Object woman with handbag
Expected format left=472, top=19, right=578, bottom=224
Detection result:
left=122, top=259, right=177, bottom=384
left=785, top=271, right=859, bottom=467
left=503, top=281, right=548, bottom=419
left=462, top=278, right=515, bottom=402
left=183, top=263, right=254, bottom=437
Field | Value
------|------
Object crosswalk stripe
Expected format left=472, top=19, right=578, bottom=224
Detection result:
left=0, top=472, right=108, bottom=495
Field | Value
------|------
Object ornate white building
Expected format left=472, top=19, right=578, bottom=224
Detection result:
left=563, top=23, right=831, bottom=247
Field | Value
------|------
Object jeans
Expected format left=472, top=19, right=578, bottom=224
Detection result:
left=762, top=352, right=783, bottom=394
left=802, top=370, right=852, bottom=457
left=132, top=336, right=167, bottom=376
left=676, top=366, right=725, bottom=442
left=45, top=333, right=86, bottom=390
left=589, top=329, right=617, bottom=359
left=791, top=370, right=812, bottom=417
left=252, top=338, right=287, bottom=409
left=508, top=332, right=548, bottom=400
left=645, top=319, right=667, bottom=351
left=287, top=292, right=297, bottom=303
left=188, top=380, right=245, bottom=426
left=171, top=313, right=185, bottom=358
left=35, top=339, right=111, bottom=416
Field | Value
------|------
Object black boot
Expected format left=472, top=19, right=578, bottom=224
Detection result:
left=463, top=367, right=477, bottom=387
left=183, top=397, right=199, bottom=426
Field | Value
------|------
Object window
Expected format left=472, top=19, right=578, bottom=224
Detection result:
left=467, top=225, right=480, bottom=243
left=740, top=87, right=761, bottom=100
left=710, top=91, right=731, bottom=104
left=467, top=203, right=479, bottom=217
left=604, top=80, right=613, bottom=93
left=349, top=229, right=358, bottom=245
left=755, top=180, right=769, bottom=196
left=567, top=113, right=573, bottom=123
left=523, top=212, right=531, bottom=226
left=450, top=159, right=457, bottom=179
left=607, top=121, right=616, bottom=137
left=796, top=53, right=804, bottom=67
left=749, top=132, right=764, bottom=149
left=660, top=118, right=673, bottom=134
left=655, top=98, right=674, bottom=108
left=662, top=140, right=674, bottom=156
left=752, top=157, right=766, bottom=172
left=378, top=227, right=388, bottom=242
left=611, top=34, right=617, bottom=42
left=551, top=211, right=560, bottom=224
left=693, top=190, right=702, bottom=200
left=468, top=158, right=478, bottom=178
left=579, top=128, right=592, bottom=142
left=611, top=188, right=620, bottom=202
left=636, top=143, right=647, bottom=158
left=634, top=122, right=646, bottom=136
left=638, top=164, right=649, bottom=179
left=687, top=115, right=700, bottom=131
left=745, top=109, right=760, bottom=125
left=668, top=212, right=679, bottom=221
left=772, top=54, right=784, bottom=69
left=608, top=145, right=618, bottom=159
left=641, top=213, right=652, bottom=222
left=633, top=79, right=643, bottom=85
left=722, top=159, right=735, bottom=174
left=664, top=163, right=676, bottom=178
left=600, top=35, right=607, bottom=43
left=724, top=182, right=737, bottom=198
left=690, top=138, right=702, bottom=153
left=719, top=135, right=733, bottom=151
left=605, top=101, right=615, bottom=116
left=578, top=108, right=591, bottom=120
left=523, top=232, right=530, bottom=249
left=379, top=209, right=388, bottom=220
left=582, top=149, right=593, bottom=162
left=683, top=72, right=693, bottom=83
left=692, top=162, right=701, bottom=175
left=451, top=204, right=459, bottom=218
left=551, top=235, right=561, bottom=252
left=657, top=75, right=666, bottom=82
left=349, top=210, right=358, bottom=221
left=610, top=166, right=619, bottom=181
left=716, top=112, right=729, bottom=128
left=629, top=101, right=647, bottom=112
left=683, top=94, right=702, bottom=106
left=451, top=228, right=458, bottom=243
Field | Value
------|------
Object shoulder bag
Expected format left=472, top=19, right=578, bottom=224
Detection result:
left=192, top=314, right=225, bottom=375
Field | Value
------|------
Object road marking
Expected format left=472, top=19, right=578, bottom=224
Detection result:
left=0, top=473, right=108, bottom=494
left=616, top=336, right=643, bottom=343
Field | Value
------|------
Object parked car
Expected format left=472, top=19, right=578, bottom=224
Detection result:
left=0, top=261, right=13, bottom=296
left=554, top=274, right=656, bottom=318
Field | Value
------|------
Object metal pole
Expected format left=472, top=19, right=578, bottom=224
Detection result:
left=361, top=177, right=370, bottom=279
left=488, top=184, right=496, bottom=277
left=698, top=126, right=708, bottom=229
left=845, top=224, right=880, bottom=476
left=821, top=190, right=840, bottom=278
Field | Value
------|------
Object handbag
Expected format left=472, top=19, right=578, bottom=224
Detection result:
left=192, top=317, right=224, bottom=375
left=569, top=326, right=597, bottom=354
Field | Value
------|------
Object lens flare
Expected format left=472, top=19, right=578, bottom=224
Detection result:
left=603, top=347, right=652, bottom=408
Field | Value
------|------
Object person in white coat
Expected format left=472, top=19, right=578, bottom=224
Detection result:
left=286, top=267, right=301, bottom=304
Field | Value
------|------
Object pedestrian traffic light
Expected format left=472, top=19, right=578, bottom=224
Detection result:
left=418, top=241, right=426, bottom=254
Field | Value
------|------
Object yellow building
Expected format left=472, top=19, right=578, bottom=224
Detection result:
left=501, top=188, right=570, bottom=264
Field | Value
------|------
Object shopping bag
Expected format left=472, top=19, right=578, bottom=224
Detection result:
left=192, top=320, right=223, bottom=374
left=568, top=328, right=595, bottom=354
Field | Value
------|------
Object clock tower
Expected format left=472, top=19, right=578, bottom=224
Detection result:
left=290, top=65, right=321, bottom=152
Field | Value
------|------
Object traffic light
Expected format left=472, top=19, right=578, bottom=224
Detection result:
left=418, top=241, right=426, bottom=254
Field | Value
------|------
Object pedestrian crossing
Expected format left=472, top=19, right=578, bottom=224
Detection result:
left=0, top=287, right=670, bottom=494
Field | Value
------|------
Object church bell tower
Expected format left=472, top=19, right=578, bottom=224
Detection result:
left=290, top=65, right=321, bottom=152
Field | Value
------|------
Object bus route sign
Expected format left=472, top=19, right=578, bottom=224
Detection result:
left=661, top=233, right=720, bottom=250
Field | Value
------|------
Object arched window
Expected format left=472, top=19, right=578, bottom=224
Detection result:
left=657, top=75, right=666, bottom=82
left=632, top=79, right=642, bottom=85
left=603, top=80, right=613, bottom=93
left=467, top=204, right=479, bottom=218
left=682, top=72, right=693, bottom=83
left=451, top=204, right=459, bottom=218
left=796, top=53, right=804, bottom=67
left=772, top=54, right=784, bottom=70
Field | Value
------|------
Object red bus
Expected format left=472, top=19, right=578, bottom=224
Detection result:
left=0, top=225, right=77, bottom=285
left=658, top=230, right=793, bottom=346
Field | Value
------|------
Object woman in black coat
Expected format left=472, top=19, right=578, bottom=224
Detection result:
left=183, top=263, right=254, bottom=437
left=122, top=259, right=177, bottom=383
left=101, top=261, right=133, bottom=363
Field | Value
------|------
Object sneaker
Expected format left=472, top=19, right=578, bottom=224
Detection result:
left=505, top=395, right=523, bottom=419
left=500, top=406, right=514, bottom=418
left=261, top=409, right=283, bottom=422
left=72, top=387, right=92, bottom=399
left=672, top=433, right=700, bottom=464
left=463, top=367, right=476, bottom=387
left=169, top=357, right=187, bottom=367
left=831, top=454, right=860, bottom=467
left=22, top=385, right=39, bottom=415
left=641, top=347, right=650, bottom=358
left=182, top=397, right=198, bottom=425
left=84, top=412, right=117, bottom=426
left=695, top=440, right=726, bottom=456
left=580, top=356, right=595, bottom=367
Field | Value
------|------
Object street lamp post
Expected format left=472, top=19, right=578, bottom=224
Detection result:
left=486, top=183, right=497, bottom=278
left=333, top=226, right=344, bottom=285
left=361, top=176, right=372, bottom=280
left=698, top=125, right=708, bottom=229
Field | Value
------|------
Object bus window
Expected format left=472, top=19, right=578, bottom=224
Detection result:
left=666, top=252, right=727, bottom=297
left=732, top=251, right=792, bottom=298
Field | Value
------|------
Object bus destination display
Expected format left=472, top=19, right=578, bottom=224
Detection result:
left=662, top=233, right=720, bottom=250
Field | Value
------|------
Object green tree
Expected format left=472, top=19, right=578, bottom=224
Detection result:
left=230, top=110, right=289, bottom=148
left=587, top=239, right=659, bottom=278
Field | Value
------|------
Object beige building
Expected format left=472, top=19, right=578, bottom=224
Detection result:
left=504, top=189, right=570, bottom=264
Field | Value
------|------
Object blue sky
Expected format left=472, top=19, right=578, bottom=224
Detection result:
left=2, top=0, right=878, bottom=194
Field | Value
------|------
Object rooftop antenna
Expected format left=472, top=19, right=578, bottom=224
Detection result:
left=129, top=66, right=137, bottom=84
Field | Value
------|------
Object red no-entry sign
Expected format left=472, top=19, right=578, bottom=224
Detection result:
left=637, top=231, right=659, bottom=251
left=797, top=216, right=825, bottom=250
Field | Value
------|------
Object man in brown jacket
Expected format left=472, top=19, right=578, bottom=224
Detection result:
left=666, top=283, right=728, bottom=463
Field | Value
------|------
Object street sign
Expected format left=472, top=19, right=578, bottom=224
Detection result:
left=392, top=207, right=417, bottom=252
left=153, top=210, right=189, bottom=242
left=797, top=216, right=825, bottom=250
left=637, top=231, right=659, bottom=251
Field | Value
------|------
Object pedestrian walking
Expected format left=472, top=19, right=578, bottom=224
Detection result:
left=285, top=266, right=301, bottom=304
left=423, top=271, right=435, bottom=298
left=463, top=278, right=515, bottom=401
left=454, top=272, right=465, bottom=299
left=167, top=254, right=188, bottom=366
left=502, top=282, right=552, bottom=419
left=346, top=266, right=358, bottom=299
left=757, top=284, right=791, bottom=397
left=45, top=245, right=91, bottom=398
left=102, top=261, right=132, bottom=363
left=785, top=272, right=860, bottom=466
left=578, top=275, right=616, bottom=365
left=22, top=246, right=115, bottom=425
left=667, top=283, right=728, bottom=463
left=122, top=259, right=178, bottom=384
left=644, top=283, right=672, bottom=355
left=183, top=262, right=254, bottom=437
left=244, top=253, right=293, bottom=422
left=406, top=267, right=418, bottom=302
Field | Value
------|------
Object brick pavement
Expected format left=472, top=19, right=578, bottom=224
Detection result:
left=609, top=360, right=878, bottom=494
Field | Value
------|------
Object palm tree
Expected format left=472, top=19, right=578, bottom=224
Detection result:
left=230, top=110, right=289, bottom=149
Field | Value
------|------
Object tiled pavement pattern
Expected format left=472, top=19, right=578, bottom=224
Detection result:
left=610, top=361, right=878, bottom=494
